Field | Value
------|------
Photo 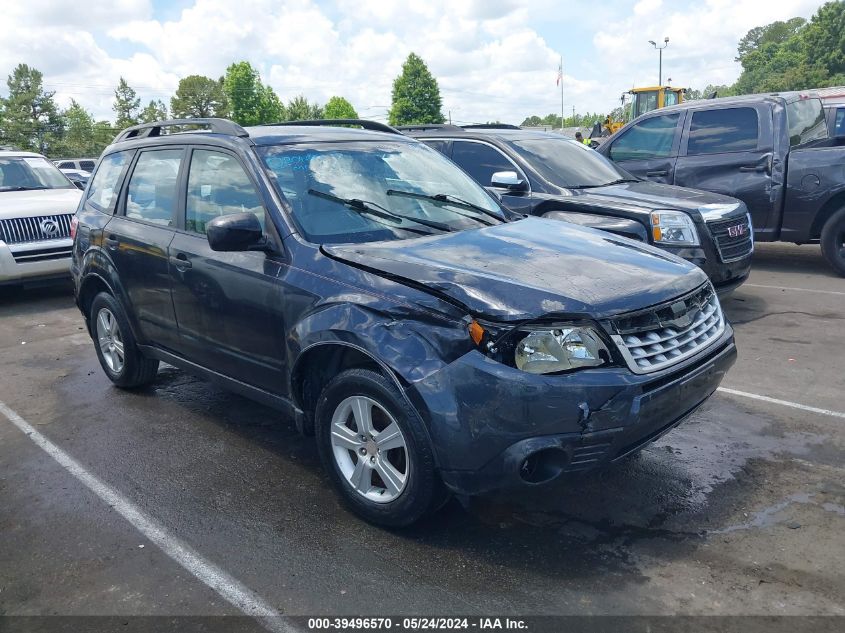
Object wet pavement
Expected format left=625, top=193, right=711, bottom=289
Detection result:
left=1, top=242, right=843, bottom=620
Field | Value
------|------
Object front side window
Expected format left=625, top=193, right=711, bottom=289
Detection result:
left=259, top=140, right=504, bottom=245
left=687, top=107, right=759, bottom=155
left=610, top=113, right=680, bottom=161
left=0, top=156, right=74, bottom=192
left=87, top=151, right=130, bottom=212
left=185, top=150, right=264, bottom=234
left=450, top=141, right=518, bottom=187
left=786, top=97, right=827, bottom=146
left=124, top=149, right=182, bottom=226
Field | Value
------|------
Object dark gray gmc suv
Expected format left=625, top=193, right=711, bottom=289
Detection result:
left=72, top=118, right=737, bottom=527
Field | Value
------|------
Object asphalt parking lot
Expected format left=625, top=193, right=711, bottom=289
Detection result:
left=1, top=243, right=843, bottom=624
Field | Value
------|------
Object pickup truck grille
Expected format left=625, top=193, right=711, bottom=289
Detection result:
left=609, top=284, right=724, bottom=374
left=0, top=214, right=73, bottom=245
left=707, top=215, right=753, bottom=263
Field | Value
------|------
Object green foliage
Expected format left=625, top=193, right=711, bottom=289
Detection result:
left=170, top=75, right=229, bottom=118
left=0, top=64, right=62, bottom=153
left=286, top=94, right=323, bottom=120
left=733, top=2, right=845, bottom=93
left=388, top=53, right=445, bottom=126
left=139, top=99, right=168, bottom=123
left=113, top=77, right=140, bottom=129
left=54, top=100, right=95, bottom=157
left=222, top=61, right=284, bottom=125
left=323, top=96, right=358, bottom=119
left=519, top=112, right=603, bottom=128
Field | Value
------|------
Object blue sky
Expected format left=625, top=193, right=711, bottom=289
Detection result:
left=1, top=0, right=826, bottom=124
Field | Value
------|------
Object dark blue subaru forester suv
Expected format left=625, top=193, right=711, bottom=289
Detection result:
left=71, top=118, right=737, bottom=527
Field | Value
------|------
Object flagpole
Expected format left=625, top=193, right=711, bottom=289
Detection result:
left=560, top=55, right=564, bottom=130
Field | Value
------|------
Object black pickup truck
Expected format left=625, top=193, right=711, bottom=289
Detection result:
left=598, top=92, right=845, bottom=274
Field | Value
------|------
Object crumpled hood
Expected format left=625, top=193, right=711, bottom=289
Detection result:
left=324, top=217, right=707, bottom=320
left=567, top=180, right=744, bottom=217
left=0, top=188, right=81, bottom=219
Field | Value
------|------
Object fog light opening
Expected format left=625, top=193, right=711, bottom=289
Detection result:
left=519, top=448, right=568, bottom=484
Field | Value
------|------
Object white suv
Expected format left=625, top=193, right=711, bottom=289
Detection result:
left=1, top=151, right=82, bottom=286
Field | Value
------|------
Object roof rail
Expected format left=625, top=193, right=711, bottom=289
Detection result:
left=395, top=124, right=464, bottom=132
left=461, top=123, right=522, bottom=130
left=264, top=119, right=402, bottom=135
left=113, top=118, right=249, bottom=143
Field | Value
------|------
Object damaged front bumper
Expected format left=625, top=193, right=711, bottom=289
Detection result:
left=408, top=325, right=736, bottom=495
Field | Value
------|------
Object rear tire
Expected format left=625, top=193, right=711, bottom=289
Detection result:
left=820, top=207, right=845, bottom=276
left=315, top=368, right=448, bottom=528
left=90, top=292, right=159, bottom=388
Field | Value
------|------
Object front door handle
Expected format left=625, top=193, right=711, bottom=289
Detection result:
left=645, top=170, right=668, bottom=177
left=104, top=234, right=119, bottom=250
left=169, top=254, right=192, bottom=270
left=739, top=165, right=767, bottom=172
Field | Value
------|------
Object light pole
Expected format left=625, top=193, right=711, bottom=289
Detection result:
left=649, top=37, right=669, bottom=86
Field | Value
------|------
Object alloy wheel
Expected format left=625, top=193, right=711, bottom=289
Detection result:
left=329, top=395, right=409, bottom=503
left=96, top=307, right=125, bottom=374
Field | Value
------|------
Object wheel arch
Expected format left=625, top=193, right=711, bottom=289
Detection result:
left=810, top=189, right=845, bottom=240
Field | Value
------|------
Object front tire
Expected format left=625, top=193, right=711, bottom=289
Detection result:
left=90, top=292, right=159, bottom=388
left=315, top=368, right=447, bottom=527
left=820, top=207, right=845, bottom=276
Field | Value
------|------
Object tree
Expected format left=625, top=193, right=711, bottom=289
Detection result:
left=113, top=77, right=140, bottom=129
left=55, top=100, right=95, bottom=157
left=323, top=96, right=358, bottom=119
left=388, top=53, right=445, bottom=126
left=170, top=75, right=229, bottom=118
left=286, top=94, right=322, bottom=121
left=0, top=64, right=62, bottom=154
left=139, top=99, right=168, bottom=123
left=223, top=62, right=283, bottom=125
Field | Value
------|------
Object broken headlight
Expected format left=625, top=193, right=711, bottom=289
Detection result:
left=514, top=326, right=610, bottom=374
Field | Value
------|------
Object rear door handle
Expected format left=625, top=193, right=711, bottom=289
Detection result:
left=645, top=170, right=668, bottom=177
left=169, top=254, right=192, bottom=270
left=739, top=165, right=767, bottom=172
left=104, top=234, right=119, bottom=250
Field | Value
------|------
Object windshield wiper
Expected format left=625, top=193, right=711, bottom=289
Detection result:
left=307, top=189, right=451, bottom=234
left=386, top=189, right=501, bottom=225
left=0, top=186, right=48, bottom=192
left=569, top=178, right=639, bottom=189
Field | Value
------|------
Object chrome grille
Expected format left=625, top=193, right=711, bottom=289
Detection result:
left=610, top=284, right=724, bottom=374
left=0, top=214, right=73, bottom=245
left=707, top=214, right=753, bottom=262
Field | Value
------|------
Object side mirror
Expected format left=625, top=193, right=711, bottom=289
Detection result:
left=206, top=212, right=266, bottom=252
left=491, top=170, right=527, bottom=192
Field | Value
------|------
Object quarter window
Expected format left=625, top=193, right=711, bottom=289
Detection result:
left=609, top=114, right=680, bottom=161
left=124, top=149, right=182, bottom=225
left=687, top=107, right=759, bottom=155
left=450, top=141, right=519, bottom=187
left=87, top=151, right=130, bottom=213
left=185, top=150, right=264, bottom=234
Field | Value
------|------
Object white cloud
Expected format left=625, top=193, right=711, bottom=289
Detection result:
left=0, top=0, right=827, bottom=127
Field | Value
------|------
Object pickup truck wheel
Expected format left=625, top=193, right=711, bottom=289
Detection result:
left=90, top=292, right=159, bottom=388
left=821, top=208, right=845, bottom=276
left=315, top=368, right=448, bottom=528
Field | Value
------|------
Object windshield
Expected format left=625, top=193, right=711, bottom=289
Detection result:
left=258, top=141, right=505, bottom=244
left=0, top=156, right=74, bottom=191
left=786, top=97, right=827, bottom=146
left=509, top=138, right=635, bottom=188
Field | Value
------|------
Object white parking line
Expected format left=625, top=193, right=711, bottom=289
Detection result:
left=744, top=283, right=845, bottom=297
left=0, top=400, right=295, bottom=633
left=717, top=387, right=845, bottom=419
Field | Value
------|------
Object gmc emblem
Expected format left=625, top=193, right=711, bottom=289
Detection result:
left=727, top=224, right=747, bottom=238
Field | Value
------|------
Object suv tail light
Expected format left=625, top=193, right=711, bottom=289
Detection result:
left=70, top=215, right=78, bottom=240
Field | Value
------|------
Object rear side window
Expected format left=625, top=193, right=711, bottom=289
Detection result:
left=835, top=108, right=845, bottom=137
left=451, top=141, right=517, bottom=186
left=185, top=149, right=264, bottom=234
left=80, top=160, right=96, bottom=172
left=421, top=139, right=449, bottom=156
left=609, top=114, right=680, bottom=161
left=786, top=97, right=827, bottom=146
left=687, top=107, right=759, bottom=155
left=87, top=151, right=130, bottom=213
left=124, top=149, right=182, bottom=226
left=58, top=161, right=74, bottom=169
